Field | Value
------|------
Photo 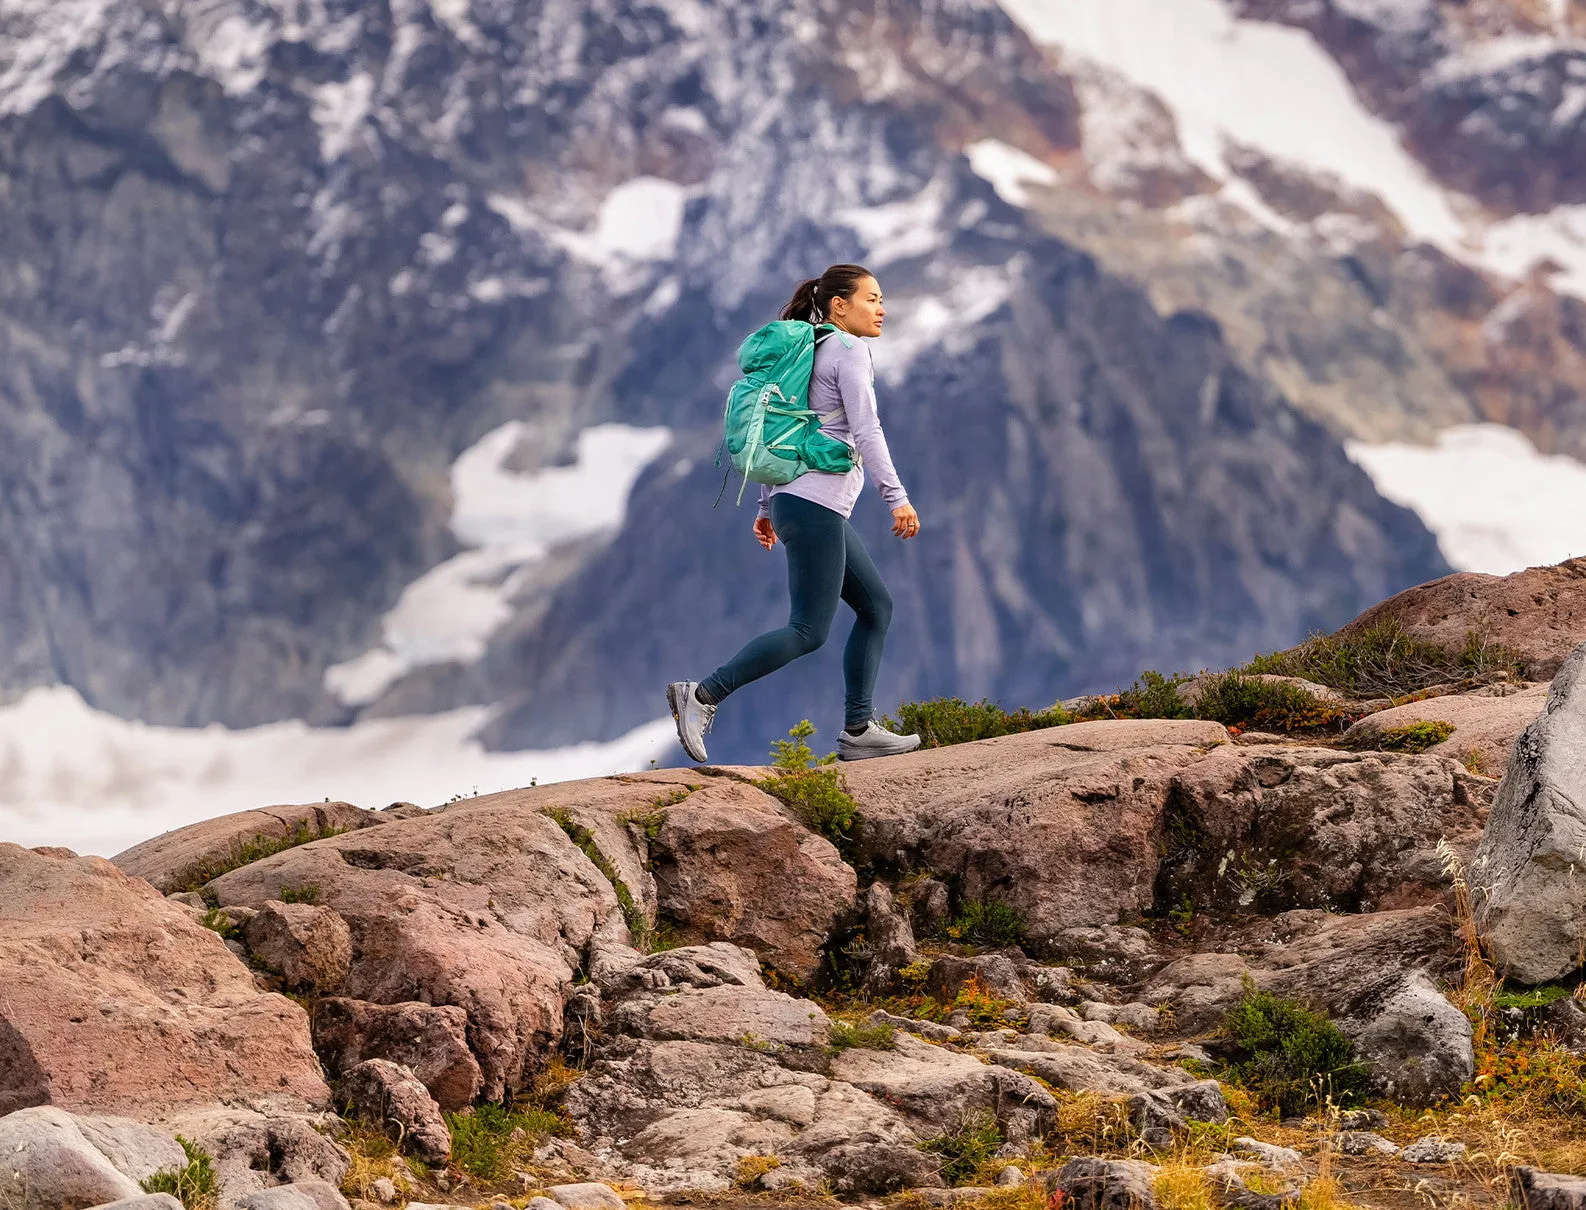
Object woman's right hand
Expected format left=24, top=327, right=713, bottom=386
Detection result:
left=754, top=516, right=778, bottom=550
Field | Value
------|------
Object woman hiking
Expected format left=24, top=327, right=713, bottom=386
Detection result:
left=668, top=264, right=923, bottom=764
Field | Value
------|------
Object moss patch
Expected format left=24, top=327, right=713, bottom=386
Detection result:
left=546, top=808, right=660, bottom=952
left=173, top=821, right=347, bottom=893
left=1378, top=720, right=1456, bottom=753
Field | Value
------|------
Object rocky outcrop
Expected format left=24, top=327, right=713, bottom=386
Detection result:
left=1144, top=908, right=1471, bottom=1105
left=860, top=882, right=919, bottom=994
left=0, top=1105, right=351, bottom=1210
left=1474, top=642, right=1586, bottom=983
left=845, top=720, right=1231, bottom=942
left=1157, top=744, right=1492, bottom=914
left=846, top=722, right=1486, bottom=940
left=112, top=802, right=382, bottom=894
left=243, top=902, right=353, bottom=994
left=311, top=999, right=482, bottom=1113
left=830, top=1033, right=1057, bottom=1144
left=339, top=1059, right=450, bottom=1166
left=206, top=798, right=628, bottom=1100
left=647, top=782, right=857, bottom=982
left=0, top=1107, right=167, bottom=1210
left=1512, top=1167, right=1586, bottom=1210
left=158, top=1110, right=350, bottom=1201
left=1341, top=683, right=1549, bottom=777
left=0, top=845, right=329, bottom=1117
left=1338, top=560, right=1586, bottom=682
left=1050, top=1157, right=1160, bottom=1210
left=565, top=943, right=936, bottom=1194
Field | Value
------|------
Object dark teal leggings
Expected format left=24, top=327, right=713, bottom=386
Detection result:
left=701, top=493, right=893, bottom=729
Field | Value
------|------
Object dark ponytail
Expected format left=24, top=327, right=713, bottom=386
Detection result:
left=780, top=263, right=875, bottom=322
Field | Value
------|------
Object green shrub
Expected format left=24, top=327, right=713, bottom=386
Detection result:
left=920, top=1111, right=1003, bottom=1185
left=1378, top=720, right=1455, bottom=753
left=172, top=821, right=347, bottom=893
left=757, top=721, right=861, bottom=857
left=887, top=697, right=1071, bottom=748
left=826, top=1019, right=897, bottom=1054
left=1073, top=671, right=1192, bottom=721
left=279, top=884, right=320, bottom=905
left=1492, top=983, right=1573, bottom=1010
left=1189, top=672, right=1344, bottom=733
left=199, top=908, right=238, bottom=941
left=1244, top=620, right=1520, bottom=699
left=940, top=897, right=1028, bottom=948
left=1221, top=981, right=1368, bottom=1116
left=141, top=1137, right=218, bottom=1209
left=447, top=1102, right=571, bottom=1181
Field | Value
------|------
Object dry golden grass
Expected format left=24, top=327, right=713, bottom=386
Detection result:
left=1154, top=1157, right=1218, bottom=1210
left=736, top=1155, right=784, bottom=1188
left=1048, top=1090, right=1136, bottom=1156
left=337, top=1120, right=414, bottom=1199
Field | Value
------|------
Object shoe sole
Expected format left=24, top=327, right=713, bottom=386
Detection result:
left=667, top=682, right=709, bottom=763
left=837, top=736, right=922, bottom=762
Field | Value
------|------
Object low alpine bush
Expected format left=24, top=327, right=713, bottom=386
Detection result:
left=1244, top=620, right=1520, bottom=699
left=757, top=721, right=861, bottom=857
left=141, top=1137, right=219, bottom=1209
left=1073, top=671, right=1193, bottom=721
left=887, top=697, right=1071, bottom=748
left=1189, top=671, right=1345, bottom=733
left=920, top=1111, right=1003, bottom=1185
left=940, top=897, right=1029, bottom=948
left=447, top=1102, right=571, bottom=1181
left=1221, top=981, right=1369, bottom=1116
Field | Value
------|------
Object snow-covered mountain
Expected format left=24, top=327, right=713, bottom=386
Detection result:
left=5, top=0, right=1584, bottom=852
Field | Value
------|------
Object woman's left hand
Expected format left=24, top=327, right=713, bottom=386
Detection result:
left=891, top=503, right=920, bottom=540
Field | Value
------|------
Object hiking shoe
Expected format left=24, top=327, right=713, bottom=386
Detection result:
left=837, top=719, right=922, bottom=762
left=667, top=681, right=716, bottom=763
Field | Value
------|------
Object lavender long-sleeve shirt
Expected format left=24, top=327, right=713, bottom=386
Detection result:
left=756, top=330, right=909, bottom=521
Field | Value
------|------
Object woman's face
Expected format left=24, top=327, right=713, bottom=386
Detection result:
left=831, top=276, right=885, bottom=338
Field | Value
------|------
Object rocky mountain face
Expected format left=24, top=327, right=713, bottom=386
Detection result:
left=1234, top=0, right=1586, bottom=215
left=0, top=0, right=1454, bottom=764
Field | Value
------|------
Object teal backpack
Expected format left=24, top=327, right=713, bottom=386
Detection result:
left=714, top=320, right=857, bottom=506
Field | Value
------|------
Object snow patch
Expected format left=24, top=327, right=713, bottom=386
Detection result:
left=998, top=0, right=1465, bottom=246
left=0, top=0, right=115, bottom=116
left=839, top=175, right=951, bottom=265
left=1347, top=425, right=1586, bottom=575
left=965, top=139, right=1058, bottom=207
left=190, top=9, right=276, bottom=96
left=490, top=179, right=688, bottom=271
left=0, top=686, right=677, bottom=858
left=1482, top=204, right=1586, bottom=298
left=877, top=262, right=1018, bottom=384
left=566, top=177, right=689, bottom=263
left=325, top=422, right=672, bottom=706
left=312, top=72, right=374, bottom=161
